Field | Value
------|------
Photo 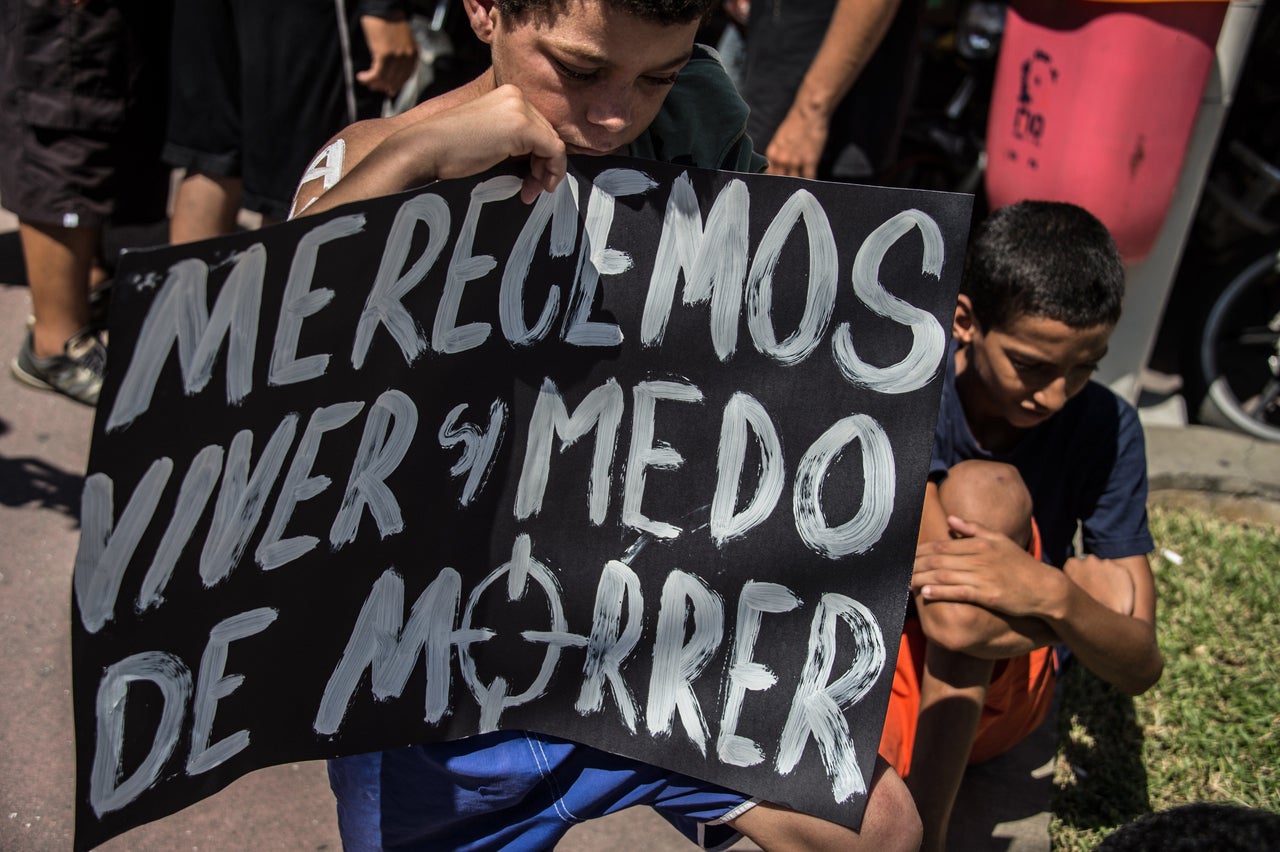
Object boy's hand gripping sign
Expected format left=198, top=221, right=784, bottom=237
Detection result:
left=71, top=156, right=970, bottom=849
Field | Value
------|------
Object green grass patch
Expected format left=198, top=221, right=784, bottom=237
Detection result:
left=1050, top=505, right=1280, bottom=849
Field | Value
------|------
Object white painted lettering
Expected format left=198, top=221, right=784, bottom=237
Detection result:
left=257, top=402, right=363, bottom=570
left=500, top=176, right=580, bottom=346
left=710, top=392, right=784, bottom=545
left=515, top=377, right=623, bottom=525
left=575, top=559, right=644, bottom=732
left=563, top=169, right=657, bottom=346
left=717, top=582, right=801, bottom=766
left=793, top=414, right=895, bottom=559
left=75, top=461, right=174, bottom=633
left=89, top=652, right=191, bottom=816
left=187, top=608, right=278, bottom=775
left=352, top=193, right=450, bottom=368
left=270, top=215, right=364, bottom=385
left=439, top=399, right=508, bottom=507
left=200, top=416, right=299, bottom=587
left=459, top=535, right=585, bottom=732
left=776, top=594, right=885, bottom=802
left=622, top=380, right=703, bottom=539
left=646, top=570, right=723, bottom=755
left=643, top=175, right=750, bottom=359
left=107, top=247, right=266, bottom=432
left=434, top=176, right=522, bottom=353
left=747, top=190, right=838, bottom=366
left=137, top=445, right=224, bottom=611
left=330, top=390, right=418, bottom=547
left=833, top=209, right=946, bottom=392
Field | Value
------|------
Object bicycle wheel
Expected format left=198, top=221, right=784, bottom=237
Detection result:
left=1195, top=243, right=1280, bottom=441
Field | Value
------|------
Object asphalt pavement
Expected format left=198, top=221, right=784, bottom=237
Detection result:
left=1, top=211, right=1276, bottom=852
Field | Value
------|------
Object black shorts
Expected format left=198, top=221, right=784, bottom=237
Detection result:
left=0, top=0, right=170, bottom=228
left=163, top=0, right=382, bottom=221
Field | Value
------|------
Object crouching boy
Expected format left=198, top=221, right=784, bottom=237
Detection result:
left=291, top=0, right=922, bottom=848
left=880, top=200, right=1164, bottom=850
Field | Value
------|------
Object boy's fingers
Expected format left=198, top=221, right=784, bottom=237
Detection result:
left=918, top=583, right=976, bottom=603
left=515, top=114, right=567, bottom=203
left=946, top=515, right=984, bottom=537
left=520, top=155, right=566, bottom=204
left=356, top=61, right=383, bottom=89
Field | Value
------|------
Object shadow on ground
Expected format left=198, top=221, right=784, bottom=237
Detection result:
left=0, top=451, right=84, bottom=519
left=1052, top=664, right=1151, bottom=832
left=0, top=230, right=24, bottom=287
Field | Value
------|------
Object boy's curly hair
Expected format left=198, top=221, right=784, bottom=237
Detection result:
left=962, top=200, right=1125, bottom=331
left=494, top=0, right=718, bottom=24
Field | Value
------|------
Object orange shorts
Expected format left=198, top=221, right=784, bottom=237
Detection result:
left=878, top=524, right=1057, bottom=777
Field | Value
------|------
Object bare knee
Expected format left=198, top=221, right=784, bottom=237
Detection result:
left=937, top=460, right=1032, bottom=548
left=728, top=757, right=922, bottom=851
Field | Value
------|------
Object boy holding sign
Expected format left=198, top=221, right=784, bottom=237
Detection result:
left=291, top=0, right=920, bottom=849
left=883, top=201, right=1164, bottom=849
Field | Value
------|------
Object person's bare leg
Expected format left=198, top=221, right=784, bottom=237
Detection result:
left=905, top=460, right=1031, bottom=849
left=907, top=647, right=993, bottom=851
left=169, top=171, right=242, bottom=244
left=728, top=757, right=922, bottom=851
left=19, top=221, right=98, bottom=357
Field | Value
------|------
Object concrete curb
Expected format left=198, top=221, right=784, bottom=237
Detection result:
left=1145, top=424, right=1280, bottom=526
left=1145, top=424, right=1280, bottom=503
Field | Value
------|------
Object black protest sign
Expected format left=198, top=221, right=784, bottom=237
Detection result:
left=71, top=156, right=970, bottom=849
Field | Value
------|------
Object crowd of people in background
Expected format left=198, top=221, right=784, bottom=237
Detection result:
left=1, top=0, right=928, bottom=408
left=1, top=0, right=423, bottom=406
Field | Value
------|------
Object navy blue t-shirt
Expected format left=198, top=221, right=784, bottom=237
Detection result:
left=931, top=346, right=1154, bottom=568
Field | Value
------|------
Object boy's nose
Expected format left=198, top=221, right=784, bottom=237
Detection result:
left=1033, top=377, right=1069, bottom=412
left=585, top=92, right=633, bottom=135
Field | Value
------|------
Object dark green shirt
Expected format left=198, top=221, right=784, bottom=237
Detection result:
left=628, top=44, right=767, bottom=174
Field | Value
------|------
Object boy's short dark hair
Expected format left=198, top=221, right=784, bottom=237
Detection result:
left=961, top=200, right=1125, bottom=331
left=1096, top=803, right=1280, bottom=851
left=495, top=0, right=718, bottom=24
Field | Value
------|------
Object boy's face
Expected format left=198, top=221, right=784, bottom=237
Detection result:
left=475, top=0, right=699, bottom=155
left=955, top=297, right=1113, bottom=431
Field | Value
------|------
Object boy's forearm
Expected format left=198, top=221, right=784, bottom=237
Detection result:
left=1042, top=559, right=1162, bottom=695
left=294, top=84, right=568, bottom=218
left=299, top=125, right=429, bottom=217
left=291, top=116, right=410, bottom=218
left=918, top=550, right=1162, bottom=693
left=915, top=596, right=1055, bottom=658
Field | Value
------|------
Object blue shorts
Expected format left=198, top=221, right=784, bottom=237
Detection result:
left=328, top=731, right=756, bottom=850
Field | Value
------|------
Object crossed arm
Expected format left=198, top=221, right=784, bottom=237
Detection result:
left=904, top=481, right=1162, bottom=849
left=911, top=481, right=1163, bottom=696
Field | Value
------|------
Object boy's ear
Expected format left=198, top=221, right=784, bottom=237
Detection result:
left=953, top=294, right=978, bottom=344
left=462, top=0, right=499, bottom=44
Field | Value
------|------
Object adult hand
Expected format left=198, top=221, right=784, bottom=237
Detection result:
left=723, top=0, right=750, bottom=27
left=764, top=106, right=829, bottom=179
left=358, top=15, right=418, bottom=97
left=913, top=516, right=1064, bottom=620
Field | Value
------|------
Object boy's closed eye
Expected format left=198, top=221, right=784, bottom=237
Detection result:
left=551, top=57, right=680, bottom=87
left=1007, top=355, right=1047, bottom=373
left=553, top=58, right=598, bottom=81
